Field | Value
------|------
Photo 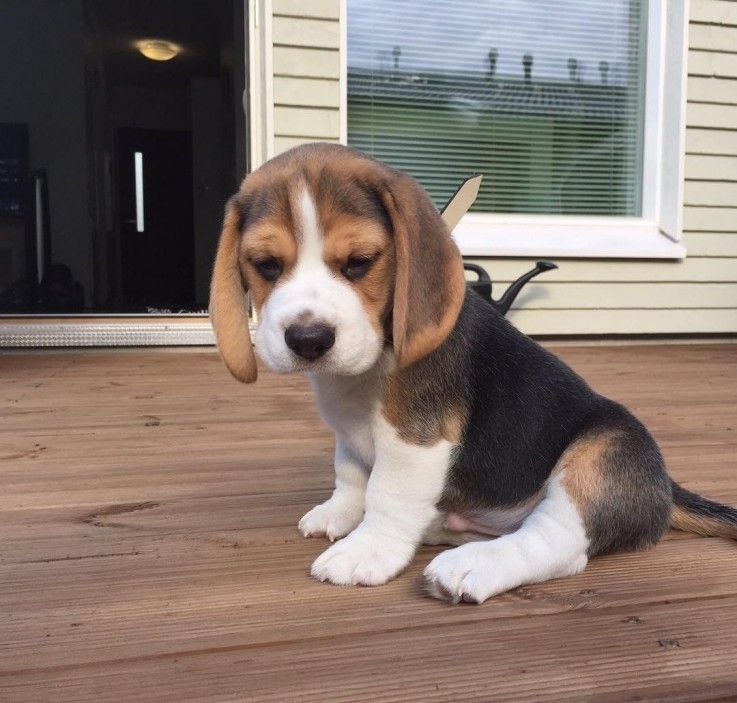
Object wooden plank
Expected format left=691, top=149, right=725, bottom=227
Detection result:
left=684, top=179, right=737, bottom=207
left=689, top=49, right=737, bottom=79
left=272, top=16, right=340, bottom=50
left=683, top=204, right=737, bottom=231
left=504, top=282, right=737, bottom=310
left=687, top=101, right=737, bottom=129
left=690, top=0, right=737, bottom=26
left=463, top=257, right=737, bottom=283
left=507, top=308, right=737, bottom=335
left=689, top=22, right=737, bottom=52
left=682, top=230, right=737, bottom=256
left=686, top=153, right=737, bottom=181
left=274, top=106, right=340, bottom=139
left=274, top=136, right=340, bottom=155
left=273, top=0, right=339, bottom=20
left=2, top=346, right=737, bottom=701
left=274, top=76, right=340, bottom=108
left=273, top=46, right=340, bottom=79
left=687, top=76, right=737, bottom=105
left=5, top=598, right=737, bottom=703
left=5, top=527, right=737, bottom=673
left=686, top=127, right=737, bottom=156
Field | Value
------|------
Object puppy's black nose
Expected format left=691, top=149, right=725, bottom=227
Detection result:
left=284, top=324, right=336, bottom=361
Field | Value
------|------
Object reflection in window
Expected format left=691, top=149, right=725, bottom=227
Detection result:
left=348, top=0, right=646, bottom=215
left=0, top=0, right=247, bottom=314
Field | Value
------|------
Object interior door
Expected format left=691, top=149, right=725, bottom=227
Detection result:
left=118, top=128, right=195, bottom=311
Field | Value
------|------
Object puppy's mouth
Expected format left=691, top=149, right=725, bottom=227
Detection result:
left=255, top=320, right=384, bottom=376
left=269, top=344, right=379, bottom=377
left=284, top=350, right=335, bottom=373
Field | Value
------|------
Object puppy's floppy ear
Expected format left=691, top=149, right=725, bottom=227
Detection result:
left=209, top=197, right=258, bottom=383
left=380, top=172, right=466, bottom=369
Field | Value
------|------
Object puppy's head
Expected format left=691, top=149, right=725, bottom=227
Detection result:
left=209, top=144, right=465, bottom=382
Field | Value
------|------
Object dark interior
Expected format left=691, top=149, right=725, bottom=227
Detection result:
left=0, top=0, right=247, bottom=314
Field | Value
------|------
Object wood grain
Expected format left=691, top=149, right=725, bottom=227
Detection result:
left=1, top=345, right=737, bottom=702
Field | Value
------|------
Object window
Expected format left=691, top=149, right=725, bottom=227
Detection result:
left=346, top=0, right=687, bottom=258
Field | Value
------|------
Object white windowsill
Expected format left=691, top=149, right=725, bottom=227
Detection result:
left=452, top=215, right=687, bottom=260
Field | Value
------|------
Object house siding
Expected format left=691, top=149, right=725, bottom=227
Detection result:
left=269, top=0, right=737, bottom=336
left=271, top=0, right=341, bottom=155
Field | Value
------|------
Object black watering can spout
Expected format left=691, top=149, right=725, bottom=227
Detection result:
left=464, top=261, right=558, bottom=316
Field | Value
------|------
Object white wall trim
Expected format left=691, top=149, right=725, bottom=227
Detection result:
left=263, top=0, right=274, bottom=160
left=452, top=215, right=686, bottom=259
left=339, top=0, right=348, bottom=144
left=659, top=0, right=689, bottom=243
left=640, top=0, right=666, bottom=223
left=248, top=0, right=274, bottom=168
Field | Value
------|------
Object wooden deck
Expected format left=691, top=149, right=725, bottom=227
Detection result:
left=1, top=344, right=737, bottom=702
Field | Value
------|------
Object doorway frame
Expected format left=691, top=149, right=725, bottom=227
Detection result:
left=0, top=0, right=262, bottom=349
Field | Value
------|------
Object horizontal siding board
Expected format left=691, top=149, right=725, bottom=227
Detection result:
left=272, top=0, right=339, bottom=20
left=273, top=106, right=340, bottom=139
left=687, top=76, right=737, bottom=105
left=687, top=101, right=737, bottom=129
left=463, top=257, right=737, bottom=283
left=689, top=49, right=737, bottom=78
left=685, top=154, right=737, bottom=181
left=507, top=282, right=737, bottom=310
left=683, top=231, right=737, bottom=256
left=508, top=308, right=737, bottom=335
left=273, top=47, right=340, bottom=79
left=274, top=77, right=340, bottom=108
left=690, top=0, right=737, bottom=26
left=273, top=16, right=340, bottom=50
left=683, top=206, right=737, bottom=231
left=688, top=22, right=737, bottom=52
left=274, top=136, right=339, bottom=154
left=686, top=128, right=737, bottom=156
left=684, top=180, right=737, bottom=206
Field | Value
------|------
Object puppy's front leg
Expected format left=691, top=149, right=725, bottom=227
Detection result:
left=311, top=415, right=452, bottom=586
left=299, top=438, right=368, bottom=541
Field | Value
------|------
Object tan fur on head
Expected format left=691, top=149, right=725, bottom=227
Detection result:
left=379, top=172, right=466, bottom=369
left=209, top=199, right=258, bottom=383
left=209, top=144, right=466, bottom=381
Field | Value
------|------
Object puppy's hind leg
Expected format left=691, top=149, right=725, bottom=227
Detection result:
left=425, top=421, right=672, bottom=604
left=424, top=474, right=589, bottom=604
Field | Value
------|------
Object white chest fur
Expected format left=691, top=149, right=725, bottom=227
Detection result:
left=308, top=362, right=385, bottom=469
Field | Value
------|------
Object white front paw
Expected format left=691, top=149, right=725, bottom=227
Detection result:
left=424, top=542, right=587, bottom=605
left=424, top=542, right=508, bottom=604
left=310, top=530, right=415, bottom=586
left=298, top=496, right=364, bottom=541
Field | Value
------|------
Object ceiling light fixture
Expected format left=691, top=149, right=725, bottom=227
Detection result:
left=137, top=40, right=181, bottom=62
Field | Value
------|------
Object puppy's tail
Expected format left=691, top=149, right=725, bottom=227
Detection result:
left=670, top=480, right=737, bottom=539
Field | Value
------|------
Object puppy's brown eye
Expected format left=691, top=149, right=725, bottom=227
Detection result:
left=252, top=257, right=282, bottom=282
left=342, top=254, right=377, bottom=282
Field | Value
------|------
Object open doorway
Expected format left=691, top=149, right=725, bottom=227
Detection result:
left=0, top=0, right=247, bottom=314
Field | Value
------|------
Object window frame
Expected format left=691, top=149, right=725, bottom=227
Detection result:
left=340, top=0, right=688, bottom=260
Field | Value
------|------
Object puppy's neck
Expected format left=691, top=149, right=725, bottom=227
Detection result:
left=308, top=348, right=394, bottom=399
left=308, top=350, right=394, bottom=441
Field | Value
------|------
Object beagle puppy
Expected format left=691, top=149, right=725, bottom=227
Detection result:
left=210, top=143, right=737, bottom=604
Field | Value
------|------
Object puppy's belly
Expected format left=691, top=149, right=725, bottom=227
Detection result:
left=445, top=500, right=539, bottom=537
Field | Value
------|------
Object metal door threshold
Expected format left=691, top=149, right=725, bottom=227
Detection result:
left=0, top=319, right=221, bottom=347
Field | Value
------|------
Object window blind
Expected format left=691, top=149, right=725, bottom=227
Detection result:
left=347, top=0, right=647, bottom=216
